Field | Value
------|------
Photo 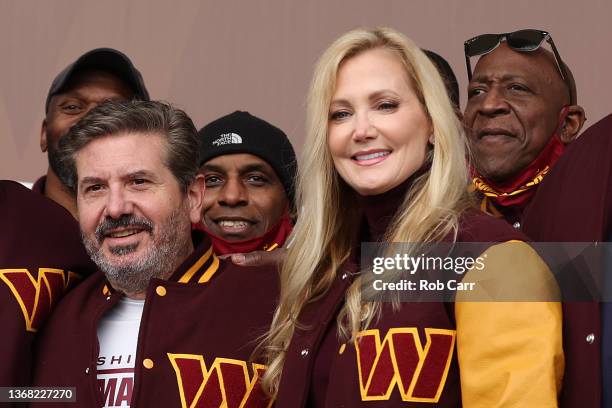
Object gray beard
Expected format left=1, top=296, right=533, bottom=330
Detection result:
left=82, top=206, right=192, bottom=296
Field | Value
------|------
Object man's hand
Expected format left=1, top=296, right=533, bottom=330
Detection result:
left=220, top=248, right=287, bottom=267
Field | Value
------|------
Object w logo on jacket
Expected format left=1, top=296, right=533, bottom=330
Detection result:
left=0, top=268, right=79, bottom=332
left=354, top=328, right=456, bottom=403
left=168, top=354, right=272, bottom=408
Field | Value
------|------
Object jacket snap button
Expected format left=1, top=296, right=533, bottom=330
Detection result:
left=301, top=348, right=309, bottom=357
left=341, top=273, right=348, bottom=280
left=106, top=296, right=111, bottom=301
left=586, top=333, right=595, bottom=344
left=512, top=222, right=521, bottom=229
left=143, top=358, right=154, bottom=369
left=85, top=367, right=90, bottom=374
left=156, top=286, right=167, bottom=296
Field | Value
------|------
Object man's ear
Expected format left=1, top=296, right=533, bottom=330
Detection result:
left=40, top=119, right=48, bottom=152
left=559, top=105, right=586, bottom=145
left=187, top=174, right=206, bottom=224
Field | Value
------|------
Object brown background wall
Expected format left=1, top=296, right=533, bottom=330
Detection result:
left=1, top=0, right=611, bottom=183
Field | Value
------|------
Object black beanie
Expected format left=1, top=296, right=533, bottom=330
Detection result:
left=198, top=111, right=297, bottom=207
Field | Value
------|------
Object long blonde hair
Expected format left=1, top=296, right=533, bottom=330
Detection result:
left=260, top=27, right=471, bottom=395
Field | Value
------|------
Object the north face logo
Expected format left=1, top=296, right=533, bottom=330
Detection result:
left=212, top=133, right=243, bottom=146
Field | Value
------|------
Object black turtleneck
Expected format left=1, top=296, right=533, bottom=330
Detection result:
left=358, top=163, right=431, bottom=242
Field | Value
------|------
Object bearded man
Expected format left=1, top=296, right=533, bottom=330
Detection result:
left=32, top=100, right=276, bottom=408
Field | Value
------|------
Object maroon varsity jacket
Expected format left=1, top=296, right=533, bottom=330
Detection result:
left=276, top=209, right=563, bottom=407
left=523, top=113, right=612, bottom=408
left=0, top=180, right=96, bottom=388
left=32, top=231, right=277, bottom=407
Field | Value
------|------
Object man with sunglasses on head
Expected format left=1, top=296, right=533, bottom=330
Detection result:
left=463, top=29, right=585, bottom=228
left=464, top=29, right=595, bottom=408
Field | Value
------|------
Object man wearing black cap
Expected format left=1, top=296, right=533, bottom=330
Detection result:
left=35, top=48, right=149, bottom=218
left=197, top=111, right=296, bottom=255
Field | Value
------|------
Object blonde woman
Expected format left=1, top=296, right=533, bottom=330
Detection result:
left=260, top=28, right=563, bottom=407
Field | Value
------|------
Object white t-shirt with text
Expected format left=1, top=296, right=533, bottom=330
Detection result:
left=96, top=297, right=144, bottom=408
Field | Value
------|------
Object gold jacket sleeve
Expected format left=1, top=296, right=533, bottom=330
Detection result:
left=455, top=241, right=563, bottom=407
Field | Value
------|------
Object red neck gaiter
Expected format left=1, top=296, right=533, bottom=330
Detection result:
left=471, top=107, right=569, bottom=214
left=196, top=209, right=294, bottom=255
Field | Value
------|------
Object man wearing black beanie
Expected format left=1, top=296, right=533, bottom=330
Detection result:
left=196, top=111, right=297, bottom=255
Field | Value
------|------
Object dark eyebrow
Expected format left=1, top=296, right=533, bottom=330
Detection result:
left=78, top=170, right=155, bottom=188
left=53, top=89, right=92, bottom=102
left=200, top=164, right=226, bottom=174
left=53, top=94, right=81, bottom=101
left=239, top=163, right=272, bottom=174
left=470, top=73, right=529, bottom=84
left=79, top=177, right=105, bottom=187
left=53, top=90, right=125, bottom=104
left=125, top=170, right=155, bottom=180
left=200, top=163, right=275, bottom=177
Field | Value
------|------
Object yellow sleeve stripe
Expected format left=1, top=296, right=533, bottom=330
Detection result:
left=178, top=246, right=213, bottom=283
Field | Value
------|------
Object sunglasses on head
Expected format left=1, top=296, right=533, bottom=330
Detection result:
left=464, top=29, right=573, bottom=102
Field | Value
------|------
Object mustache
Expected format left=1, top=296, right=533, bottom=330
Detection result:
left=95, top=215, right=154, bottom=243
